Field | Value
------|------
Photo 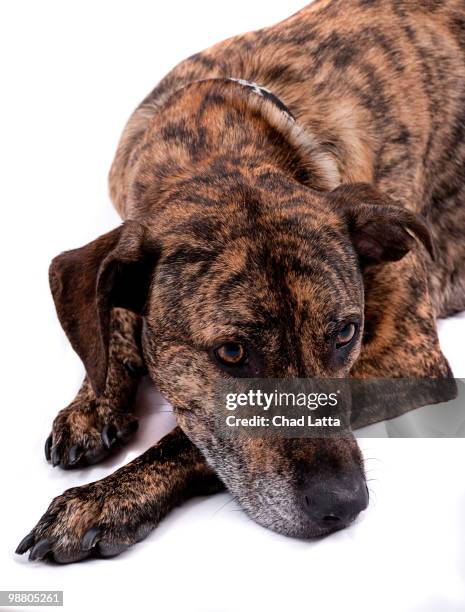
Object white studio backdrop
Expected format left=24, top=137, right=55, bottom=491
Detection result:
left=1, top=2, right=465, bottom=611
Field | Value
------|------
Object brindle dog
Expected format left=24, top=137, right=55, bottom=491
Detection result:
left=17, top=0, right=465, bottom=563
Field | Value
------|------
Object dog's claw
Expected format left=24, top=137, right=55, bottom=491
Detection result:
left=29, top=539, right=52, bottom=561
left=68, top=444, right=83, bottom=466
left=15, top=532, right=35, bottom=555
left=51, top=448, right=60, bottom=467
left=82, top=527, right=101, bottom=551
left=44, top=435, right=52, bottom=461
left=101, top=423, right=117, bottom=449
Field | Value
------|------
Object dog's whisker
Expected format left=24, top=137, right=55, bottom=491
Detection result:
left=211, top=496, right=238, bottom=517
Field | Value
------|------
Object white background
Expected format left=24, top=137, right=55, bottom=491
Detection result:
left=1, top=1, right=465, bottom=611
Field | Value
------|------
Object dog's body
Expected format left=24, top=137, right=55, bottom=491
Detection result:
left=111, top=0, right=465, bottom=319
left=17, top=0, right=465, bottom=563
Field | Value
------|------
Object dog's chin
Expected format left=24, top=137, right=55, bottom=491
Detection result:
left=214, top=474, right=366, bottom=539
left=245, top=508, right=355, bottom=539
left=233, top=483, right=367, bottom=538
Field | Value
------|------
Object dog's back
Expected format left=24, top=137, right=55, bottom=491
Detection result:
left=110, top=0, right=465, bottom=316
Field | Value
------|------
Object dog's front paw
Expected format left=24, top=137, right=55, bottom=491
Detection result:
left=15, top=479, right=153, bottom=564
left=45, top=394, right=138, bottom=469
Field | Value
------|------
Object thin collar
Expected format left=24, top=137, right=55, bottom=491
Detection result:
left=228, top=78, right=296, bottom=123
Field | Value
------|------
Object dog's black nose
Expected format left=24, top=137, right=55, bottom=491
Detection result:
left=303, top=477, right=368, bottom=531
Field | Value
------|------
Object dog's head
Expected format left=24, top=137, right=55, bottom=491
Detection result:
left=50, top=80, right=448, bottom=537
left=49, top=178, right=441, bottom=536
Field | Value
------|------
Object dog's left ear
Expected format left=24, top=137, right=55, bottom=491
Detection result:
left=330, top=183, right=435, bottom=265
left=332, top=185, right=454, bottom=421
left=49, top=221, right=159, bottom=395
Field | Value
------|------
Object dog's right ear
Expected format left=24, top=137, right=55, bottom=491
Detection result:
left=49, top=221, right=159, bottom=396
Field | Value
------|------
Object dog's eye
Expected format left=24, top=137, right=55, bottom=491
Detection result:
left=214, top=342, right=247, bottom=366
left=335, top=323, right=356, bottom=349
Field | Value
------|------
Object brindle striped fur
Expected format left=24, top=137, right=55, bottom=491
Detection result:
left=18, top=0, right=465, bottom=563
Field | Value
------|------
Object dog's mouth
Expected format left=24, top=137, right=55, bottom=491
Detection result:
left=177, top=411, right=368, bottom=538
left=218, top=468, right=369, bottom=539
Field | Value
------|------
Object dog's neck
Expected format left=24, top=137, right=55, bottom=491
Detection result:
left=128, top=78, right=348, bottom=212
left=223, top=77, right=376, bottom=189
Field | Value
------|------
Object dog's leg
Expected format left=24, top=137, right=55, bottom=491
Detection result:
left=46, top=307, right=146, bottom=469
left=17, top=427, right=223, bottom=563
